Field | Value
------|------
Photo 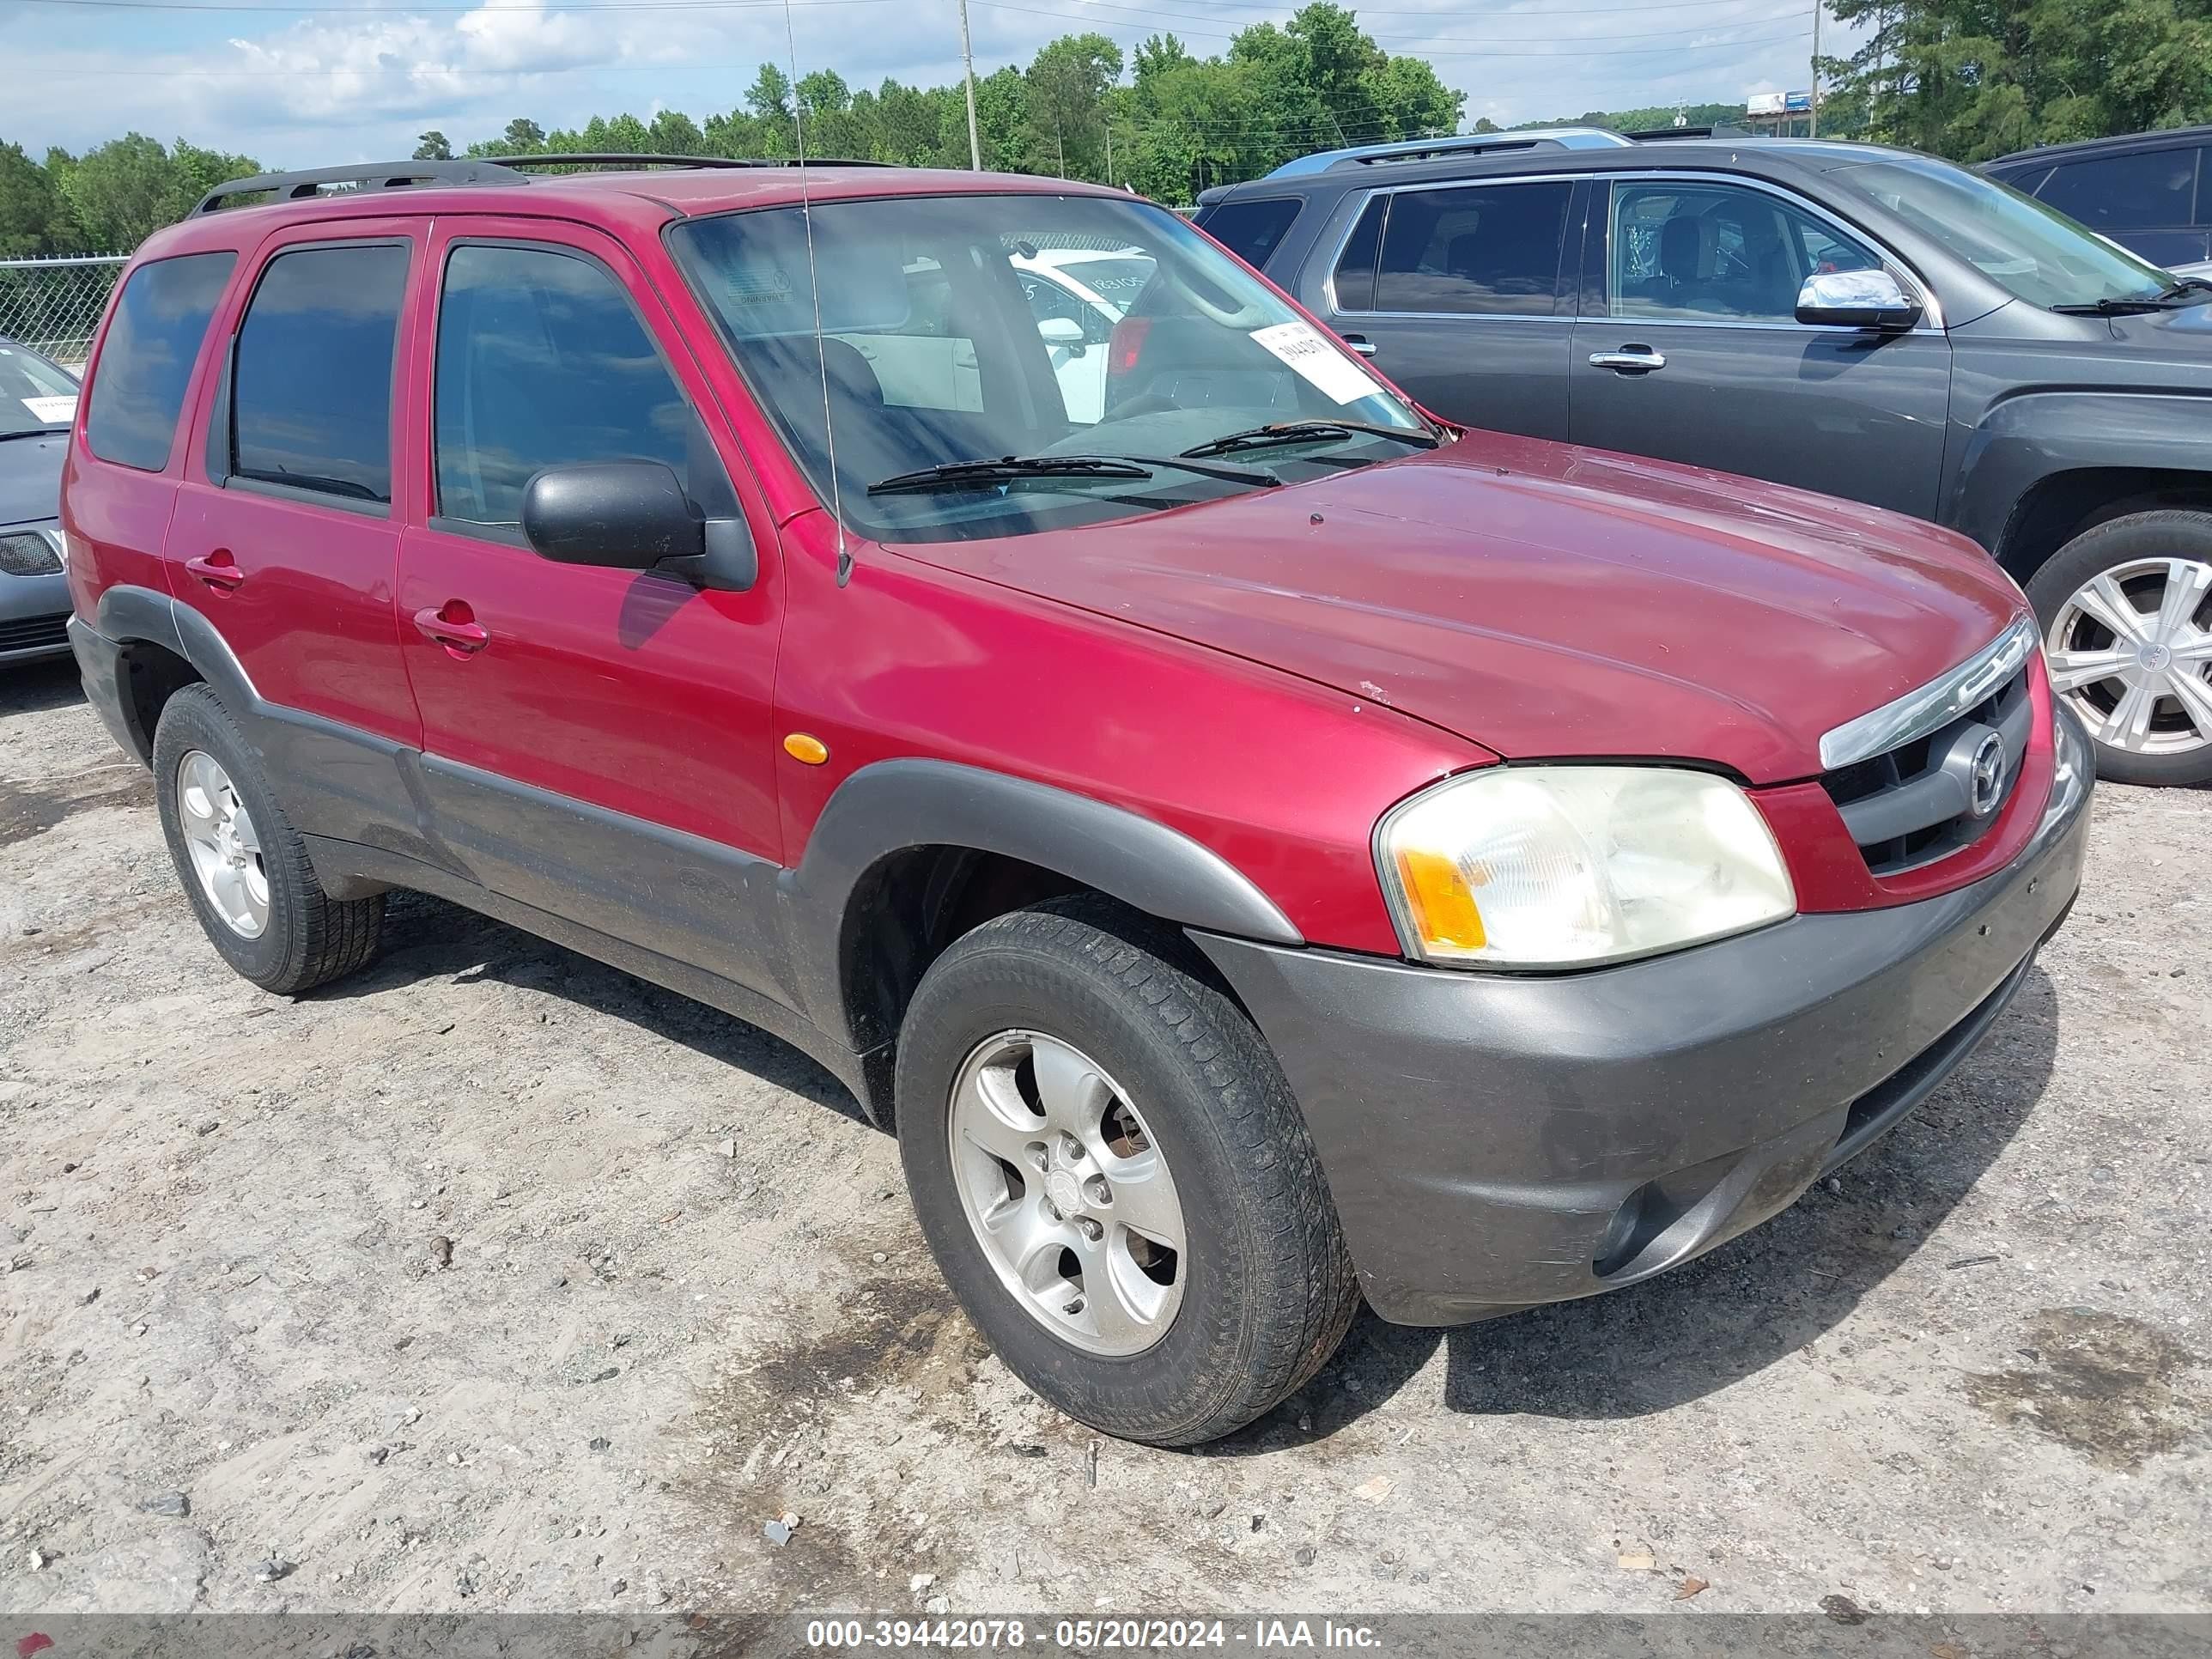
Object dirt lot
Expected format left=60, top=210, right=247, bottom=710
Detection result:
left=2, top=655, right=2208, bottom=1620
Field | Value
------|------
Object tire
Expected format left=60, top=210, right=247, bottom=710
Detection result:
left=895, top=896, right=1358, bottom=1448
left=151, top=684, right=386, bottom=994
left=2024, top=509, right=2212, bottom=787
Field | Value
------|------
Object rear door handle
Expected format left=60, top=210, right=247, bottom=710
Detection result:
left=1589, top=347, right=1667, bottom=374
left=185, top=550, right=245, bottom=592
left=1341, top=335, right=1379, bottom=358
left=413, top=602, right=489, bottom=658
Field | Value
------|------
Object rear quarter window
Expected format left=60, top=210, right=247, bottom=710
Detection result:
left=1199, top=197, right=1306, bottom=271
left=83, top=252, right=237, bottom=473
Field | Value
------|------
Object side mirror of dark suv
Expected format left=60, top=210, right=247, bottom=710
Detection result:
left=520, top=461, right=757, bottom=592
left=1795, top=270, right=1924, bottom=332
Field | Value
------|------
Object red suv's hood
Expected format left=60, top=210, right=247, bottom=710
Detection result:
left=902, top=432, right=2026, bottom=783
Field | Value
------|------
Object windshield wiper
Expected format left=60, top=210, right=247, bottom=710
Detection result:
left=867, top=453, right=1277, bottom=496
left=2050, top=286, right=2212, bottom=315
left=1181, top=419, right=1442, bottom=459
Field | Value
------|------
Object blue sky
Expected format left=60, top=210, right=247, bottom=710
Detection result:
left=1, top=0, right=1851, bottom=167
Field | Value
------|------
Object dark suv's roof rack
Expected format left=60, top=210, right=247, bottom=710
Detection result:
left=194, top=152, right=894, bottom=214
left=1622, top=125, right=1754, bottom=142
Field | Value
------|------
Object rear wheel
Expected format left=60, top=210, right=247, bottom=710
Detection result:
left=2027, top=510, right=2212, bottom=787
left=895, top=896, right=1358, bottom=1447
left=152, top=684, right=386, bottom=994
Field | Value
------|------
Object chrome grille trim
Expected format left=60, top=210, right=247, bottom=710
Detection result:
left=1819, top=617, right=2039, bottom=772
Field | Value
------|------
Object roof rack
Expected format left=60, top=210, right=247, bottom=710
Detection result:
left=499, top=152, right=893, bottom=171
left=1267, top=126, right=1632, bottom=179
left=194, top=160, right=526, bottom=214
left=193, top=152, right=895, bottom=214
left=1621, top=124, right=1755, bottom=142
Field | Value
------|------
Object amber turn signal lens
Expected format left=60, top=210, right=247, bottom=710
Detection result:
left=782, top=732, right=830, bottom=765
left=1392, top=848, right=1486, bottom=951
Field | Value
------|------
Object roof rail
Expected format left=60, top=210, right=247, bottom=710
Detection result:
left=1266, top=126, right=1633, bottom=179
left=195, top=160, right=525, bottom=214
left=192, top=151, right=898, bottom=213
left=499, top=152, right=894, bottom=171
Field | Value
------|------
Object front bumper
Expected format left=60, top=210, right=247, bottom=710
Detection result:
left=1, top=566, right=70, bottom=661
left=1194, top=708, right=2094, bottom=1327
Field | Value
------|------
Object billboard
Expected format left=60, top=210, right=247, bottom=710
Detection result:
left=1784, top=89, right=1814, bottom=112
left=1746, top=92, right=1786, bottom=116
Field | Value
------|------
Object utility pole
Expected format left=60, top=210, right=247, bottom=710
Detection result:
left=1809, top=0, right=1822, bottom=138
left=958, top=0, right=981, bottom=169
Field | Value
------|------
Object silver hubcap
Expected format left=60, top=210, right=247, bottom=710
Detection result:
left=946, top=1030, right=1187, bottom=1357
left=2047, top=556, right=2212, bottom=757
left=176, top=750, right=270, bottom=939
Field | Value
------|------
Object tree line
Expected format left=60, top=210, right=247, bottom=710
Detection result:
left=0, top=3, right=1456, bottom=256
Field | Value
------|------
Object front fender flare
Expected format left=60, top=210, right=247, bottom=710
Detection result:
left=1946, top=389, right=2212, bottom=562
left=782, top=758, right=1301, bottom=1049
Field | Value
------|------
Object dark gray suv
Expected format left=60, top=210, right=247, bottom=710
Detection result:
left=1195, top=131, right=2212, bottom=786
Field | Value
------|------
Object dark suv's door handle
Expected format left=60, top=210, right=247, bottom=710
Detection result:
left=185, top=550, right=245, bottom=592
left=413, top=602, right=489, bottom=658
left=1589, top=346, right=1667, bottom=374
left=1340, top=334, right=1379, bottom=358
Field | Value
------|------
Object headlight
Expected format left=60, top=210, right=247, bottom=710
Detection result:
left=1376, top=766, right=1796, bottom=970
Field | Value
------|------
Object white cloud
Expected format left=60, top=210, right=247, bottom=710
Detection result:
left=2, top=0, right=1863, bottom=164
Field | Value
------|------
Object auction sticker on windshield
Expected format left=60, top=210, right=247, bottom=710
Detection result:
left=1248, top=320, right=1376, bottom=405
left=21, top=396, right=76, bottom=423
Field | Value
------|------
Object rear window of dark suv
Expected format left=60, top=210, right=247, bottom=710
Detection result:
left=1197, top=197, right=1305, bottom=271
left=84, top=251, right=235, bottom=472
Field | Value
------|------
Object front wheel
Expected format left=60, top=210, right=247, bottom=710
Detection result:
left=2026, top=510, right=2212, bottom=787
left=895, top=897, right=1358, bottom=1447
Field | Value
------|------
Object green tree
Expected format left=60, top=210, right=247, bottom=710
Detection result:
left=50, top=134, right=257, bottom=251
left=1820, top=0, right=2212, bottom=161
left=413, top=131, right=453, bottom=160
left=1024, top=33, right=1122, bottom=178
left=0, top=142, right=77, bottom=256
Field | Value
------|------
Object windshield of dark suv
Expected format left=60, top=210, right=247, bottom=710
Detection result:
left=670, top=193, right=1432, bottom=542
left=0, top=341, right=79, bottom=437
left=1832, top=154, right=2178, bottom=312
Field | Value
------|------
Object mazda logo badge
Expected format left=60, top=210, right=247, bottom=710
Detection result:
left=1970, top=732, right=2007, bottom=818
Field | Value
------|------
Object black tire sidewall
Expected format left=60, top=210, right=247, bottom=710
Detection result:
left=896, top=919, right=1294, bottom=1444
left=2025, top=510, right=2212, bottom=787
left=151, top=686, right=308, bottom=985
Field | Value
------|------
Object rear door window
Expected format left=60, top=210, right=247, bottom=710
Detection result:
left=1200, top=198, right=1304, bottom=270
left=2038, top=147, right=2197, bottom=231
left=433, top=241, right=734, bottom=528
left=1371, top=182, right=1571, bottom=315
left=228, top=242, right=409, bottom=505
left=84, top=251, right=236, bottom=472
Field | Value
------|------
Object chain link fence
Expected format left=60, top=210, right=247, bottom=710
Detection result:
left=0, top=254, right=129, bottom=368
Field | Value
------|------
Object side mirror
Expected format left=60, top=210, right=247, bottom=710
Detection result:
left=1037, top=315, right=1085, bottom=349
left=520, top=461, right=756, bottom=592
left=1796, top=269, right=1924, bottom=331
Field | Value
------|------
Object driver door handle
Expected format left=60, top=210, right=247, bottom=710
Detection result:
left=1341, top=334, right=1378, bottom=358
left=1589, top=346, right=1667, bottom=374
left=413, top=601, right=489, bottom=658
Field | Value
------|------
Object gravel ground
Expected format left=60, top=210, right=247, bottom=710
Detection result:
left=2, top=655, right=2207, bottom=1620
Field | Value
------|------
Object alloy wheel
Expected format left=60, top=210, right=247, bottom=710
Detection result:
left=2045, top=556, right=2212, bottom=757
left=946, top=1029, right=1187, bottom=1357
left=175, top=749, right=270, bottom=939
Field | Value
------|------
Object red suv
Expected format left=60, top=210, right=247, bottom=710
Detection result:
left=61, top=156, right=2090, bottom=1447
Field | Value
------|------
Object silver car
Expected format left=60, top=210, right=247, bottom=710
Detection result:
left=0, top=337, right=76, bottom=663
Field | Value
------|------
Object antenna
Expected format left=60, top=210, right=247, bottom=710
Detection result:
left=782, top=0, right=854, bottom=586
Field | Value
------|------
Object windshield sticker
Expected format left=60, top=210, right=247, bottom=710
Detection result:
left=21, top=396, right=76, bottom=423
left=1248, top=321, right=1376, bottom=406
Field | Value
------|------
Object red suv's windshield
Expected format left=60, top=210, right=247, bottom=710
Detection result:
left=669, top=192, right=1430, bottom=542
